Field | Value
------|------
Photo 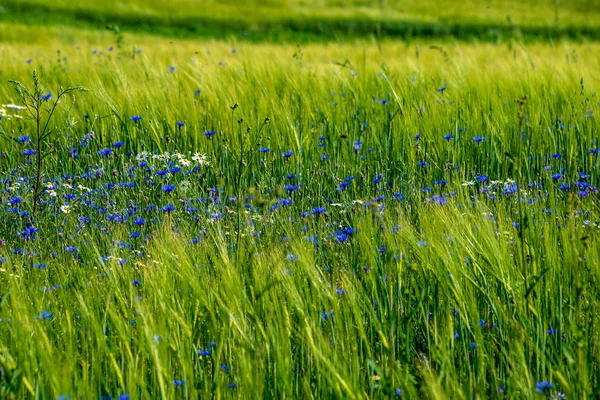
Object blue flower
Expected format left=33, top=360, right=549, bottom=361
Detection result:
left=98, top=148, right=113, bottom=157
left=281, top=150, right=294, bottom=158
left=353, top=140, right=363, bottom=153
left=162, top=204, right=175, bottom=213
left=162, top=184, right=176, bottom=193
left=172, top=380, right=185, bottom=386
left=113, top=141, right=124, bottom=148
left=130, top=116, right=142, bottom=122
left=22, top=149, right=36, bottom=157
left=259, top=147, right=270, bottom=153
left=37, top=310, right=52, bottom=321
left=176, top=121, right=185, bottom=128
left=17, top=135, right=30, bottom=143
left=41, top=92, right=52, bottom=101
left=535, top=381, right=553, bottom=394
left=473, top=136, right=485, bottom=143
left=204, top=130, right=216, bottom=138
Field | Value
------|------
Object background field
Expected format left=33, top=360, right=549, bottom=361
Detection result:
left=1, top=1, right=600, bottom=399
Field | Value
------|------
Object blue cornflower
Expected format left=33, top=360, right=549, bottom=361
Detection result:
left=113, top=141, right=124, bottom=148
left=17, top=135, right=30, bottom=143
left=220, top=364, right=230, bottom=371
left=473, top=136, right=485, bottom=143
left=259, top=147, right=270, bottom=153
left=172, top=380, right=185, bottom=386
left=535, top=381, right=553, bottom=394
left=98, top=148, right=113, bottom=157
left=353, top=140, right=363, bottom=153
left=162, top=204, right=175, bottom=213
left=204, top=130, right=216, bottom=138
left=176, top=121, right=185, bottom=128
left=281, top=150, right=294, bottom=158
left=41, top=92, right=52, bottom=101
left=66, top=246, right=79, bottom=253
left=130, top=116, right=142, bottom=122
left=134, top=217, right=146, bottom=226
left=443, top=134, right=454, bottom=141
left=22, top=149, right=36, bottom=157
left=8, top=196, right=21, bottom=205
left=37, top=310, right=52, bottom=321
left=162, top=184, right=176, bottom=193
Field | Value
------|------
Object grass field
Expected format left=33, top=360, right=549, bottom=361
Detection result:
left=1, top=1, right=600, bottom=399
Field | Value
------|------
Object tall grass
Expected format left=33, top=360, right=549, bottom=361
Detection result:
left=0, top=30, right=599, bottom=398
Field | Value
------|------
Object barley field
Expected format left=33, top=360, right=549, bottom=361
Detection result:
left=0, top=1, right=599, bottom=399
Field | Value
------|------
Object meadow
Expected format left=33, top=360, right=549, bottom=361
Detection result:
left=0, top=1, right=600, bottom=399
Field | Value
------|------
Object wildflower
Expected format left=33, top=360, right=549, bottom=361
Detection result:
left=535, top=381, right=553, bottom=394
left=22, top=149, right=36, bottom=157
left=259, top=147, right=270, bottom=153
left=176, top=121, right=184, bottom=128
left=281, top=150, right=294, bottom=158
left=113, top=141, right=124, bottom=148
left=17, top=135, right=30, bottom=143
left=444, top=134, right=454, bottom=141
left=130, top=116, right=142, bottom=122
left=473, top=136, right=485, bottom=143
left=353, top=140, right=363, bottom=153
left=172, top=380, right=185, bottom=386
left=36, top=310, right=52, bottom=321
left=41, top=92, right=52, bottom=101
left=162, top=184, right=176, bottom=193
left=162, top=204, right=175, bottom=213
left=204, top=130, right=216, bottom=138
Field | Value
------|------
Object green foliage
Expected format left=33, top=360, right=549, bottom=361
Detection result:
left=0, top=24, right=599, bottom=400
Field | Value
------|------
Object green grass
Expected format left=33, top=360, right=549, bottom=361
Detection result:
left=2, top=0, right=600, bottom=42
left=0, top=15, right=599, bottom=400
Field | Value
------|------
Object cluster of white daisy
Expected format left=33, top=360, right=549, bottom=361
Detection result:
left=1, top=104, right=26, bottom=120
left=134, top=151, right=209, bottom=168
